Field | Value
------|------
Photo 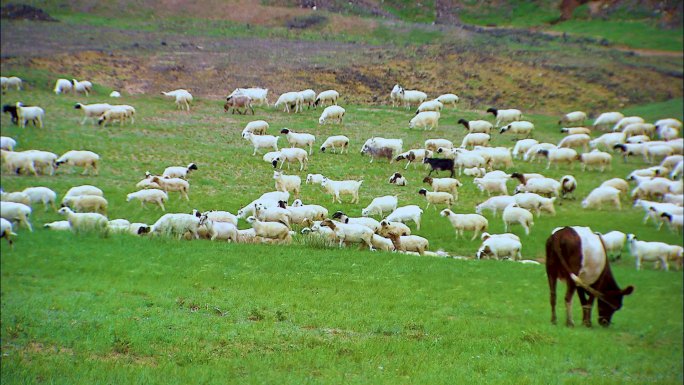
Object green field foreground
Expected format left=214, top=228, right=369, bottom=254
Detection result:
left=0, top=74, right=683, bottom=383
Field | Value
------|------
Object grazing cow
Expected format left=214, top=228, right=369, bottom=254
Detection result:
left=546, top=226, right=634, bottom=327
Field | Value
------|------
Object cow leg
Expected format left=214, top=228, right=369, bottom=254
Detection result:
left=564, top=282, right=577, bottom=327
left=577, top=288, right=593, bottom=327
left=548, top=275, right=558, bottom=325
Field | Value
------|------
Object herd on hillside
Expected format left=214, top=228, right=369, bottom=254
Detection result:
left=1, top=74, right=684, bottom=325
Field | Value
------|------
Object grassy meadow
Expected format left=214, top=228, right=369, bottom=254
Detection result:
left=0, top=68, right=682, bottom=384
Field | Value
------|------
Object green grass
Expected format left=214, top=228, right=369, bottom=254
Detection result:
left=1, top=72, right=682, bottom=383
left=550, top=20, right=684, bottom=52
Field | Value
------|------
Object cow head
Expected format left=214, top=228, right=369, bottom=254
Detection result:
left=597, top=285, right=634, bottom=326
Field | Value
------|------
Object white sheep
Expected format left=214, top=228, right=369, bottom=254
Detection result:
left=306, top=174, right=325, bottom=185
left=662, top=193, right=683, bottom=206
left=580, top=150, right=612, bottom=172
left=475, top=195, right=516, bottom=217
left=386, top=233, right=429, bottom=255
left=513, top=193, right=556, bottom=217
left=108, top=219, right=132, bottom=233
left=627, top=234, right=676, bottom=271
left=315, top=90, right=340, bottom=107
left=273, top=171, right=301, bottom=197
left=612, top=116, right=644, bottom=132
left=97, top=106, right=133, bottom=127
left=54, top=79, right=73, bottom=94
left=43, top=220, right=72, bottom=231
left=298, top=89, right=316, bottom=109
left=126, top=189, right=168, bottom=211
left=320, top=178, right=363, bottom=204
left=318, top=105, right=345, bottom=125
left=1, top=218, right=16, bottom=247
left=599, top=231, right=627, bottom=260
left=61, top=195, right=108, bottom=215
left=589, top=132, right=626, bottom=151
left=395, top=149, right=433, bottom=169
left=473, top=146, right=513, bottom=169
left=558, top=134, right=591, bottom=152
left=151, top=176, right=190, bottom=201
left=230, top=88, right=269, bottom=107
left=622, top=123, right=655, bottom=138
left=16, top=102, right=45, bottom=128
left=378, top=220, right=412, bottom=237
left=390, top=84, right=403, bottom=107
left=385, top=205, right=423, bottom=230
left=458, top=119, right=492, bottom=134
left=109, top=91, right=121, bottom=98
left=499, top=121, right=534, bottom=137
left=513, top=177, right=561, bottom=198
left=236, top=198, right=279, bottom=219
left=474, top=177, right=508, bottom=196
left=523, top=143, right=556, bottom=162
left=560, top=175, right=578, bottom=199
left=626, top=135, right=650, bottom=144
left=487, top=108, right=523, bottom=127
left=361, top=195, right=398, bottom=218
left=463, top=167, right=487, bottom=177
left=161, top=89, right=193, bottom=111
left=593, top=112, right=624, bottom=130
left=275, top=91, right=303, bottom=113
left=263, top=151, right=282, bottom=165
left=320, top=135, right=349, bottom=154
left=22, top=187, right=57, bottom=211
left=416, top=99, right=443, bottom=114
left=334, top=213, right=381, bottom=233
left=0, top=190, right=30, bottom=205
left=318, top=219, right=372, bottom=250
left=74, top=103, right=111, bottom=125
left=243, top=120, right=269, bottom=136
left=63, top=185, right=103, bottom=202
left=450, top=150, right=487, bottom=175
left=280, top=128, right=315, bottom=155
left=17, top=150, right=57, bottom=175
left=371, top=234, right=395, bottom=251
left=242, top=132, right=279, bottom=156
left=476, top=236, right=522, bottom=260
left=72, top=79, right=93, bottom=96
left=655, top=118, right=683, bottom=131
left=0, top=137, right=16, bottom=151
left=150, top=213, right=200, bottom=239
left=409, top=111, right=440, bottom=130
left=398, top=89, right=428, bottom=109
left=247, top=216, right=291, bottom=242
left=436, top=93, right=459, bottom=108
left=1, top=76, right=22, bottom=91
left=660, top=212, right=683, bottom=233
left=55, top=150, right=100, bottom=176
left=425, top=139, right=453, bottom=152
left=582, top=186, right=621, bottom=210
left=163, top=163, right=198, bottom=179
left=461, top=133, right=490, bottom=149
left=422, top=176, right=462, bottom=197
left=502, top=203, right=534, bottom=235
left=0, top=201, right=32, bottom=231
left=512, top=139, right=538, bottom=159
left=274, top=147, right=308, bottom=171
left=198, top=215, right=238, bottom=242
left=57, top=207, right=108, bottom=235
left=558, top=111, right=587, bottom=127
left=418, top=189, right=454, bottom=210
left=672, top=160, right=683, bottom=180
left=439, top=209, right=488, bottom=240
left=538, top=148, right=579, bottom=170
left=560, top=127, right=592, bottom=135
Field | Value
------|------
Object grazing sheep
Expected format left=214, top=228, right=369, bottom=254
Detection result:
left=409, top=111, right=440, bottom=130
left=386, top=233, right=429, bottom=256
left=273, top=147, right=308, bottom=171
left=558, top=134, right=591, bottom=152
left=362, top=195, right=398, bottom=218
left=275, top=92, right=303, bottom=113
left=332, top=213, right=381, bottom=233
left=55, top=150, right=100, bottom=176
left=612, top=116, right=644, bottom=132
left=361, top=144, right=394, bottom=163
left=416, top=100, right=443, bottom=114
left=314, top=90, right=340, bottom=107
left=378, top=220, right=412, bottom=237
left=371, top=234, right=395, bottom=251
left=398, top=88, right=428, bottom=109
left=72, top=79, right=93, bottom=96
left=560, top=175, right=578, bottom=199
left=502, top=203, right=534, bottom=235
left=198, top=215, right=238, bottom=242
left=513, top=177, right=561, bottom=198
left=319, top=105, right=345, bottom=125
left=474, top=177, right=508, bottom=196
left=439, top=209, right=488, bottom=240
left=224, top=94, right=254, bottom=115
left=418, top=189, right=454, bottom=210
left=627, top=234, right=677, bottom=271
left=389, top=172, right=407, bottom=186
left=458, top=119, right=493, bottom=134
left=487, top=108, right=522, bottom=127
left=243, top=132, right=279, bottom=156
left=537, top=148, right=579, bottom=170
left=513, top=193, right=556, bottom=217
left=560, top=127, right=592, bottom=135
left=74, top=103, right=111, bottom=125
left=163, top=163, right=198, bottom=179
left=580, top=150, right=612, bottom=172
left=126, top=189, right=168, bottom=211
left=320, top=219, right=373, bottom=250
left=320, top=178, right=363, bottom=204
left=436, top=93, right=459, bottom=108
left=1, top=201, right=32, bottom=232
left=161, top=89, right=193, bottom=111
left=461, top=133, right=490, bottom=149
left=599, top=231, right=627, bottom=261
left=523, top=143, right=556, bottom=162
left=43, top=220, right=72, bottom=231
left=475, top=195, right=516, bottom=217
left=593, top=112, right=624, bottom=131
left=63, top=185, right=103, bottom=203
left=558, top=111, right=587, bottom=127
left=22, top=187, right=57, bottom=211
left=422, top=176, right=462, bottom=197
left=582, top=186, right=621, bottom=210
left=1, top=76, right=22, bottom=91
left=15, top=102, right=45, bottom=128
left=395, top=149, right=433, bottom=169
left=320, top=135, right=349, bottom=154
left=110, top=91, right=121, bottom=98
left=229, top=87, right=269, bottom=107
left=273, top=171, right=301, bottom=198
left=54, top=79, right=73, bottom=94
left=477, top=236, right=523, bottom=260
left=385, top=205, right=423, bottom=230
left=151, top=176, right=190, bottom=201
left=500, top=121, right=534, bottom=137
left=57, top=207, right=108, bottom=235
left=243, top=120, right=269, bottom=136
left=150, top=213, right=200, bottom=239
left=1, top=136, right=16, bottom=151
left=0, top=190, right=30, bottom=205
left=281, top=129, right=316, bottom=155
left=61, top=195, right=108, bottom=215
left=425, top=139, right=453, bottom=152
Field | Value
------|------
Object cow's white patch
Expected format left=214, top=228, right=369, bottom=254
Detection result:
left=572, top=226, right=606, bottom=285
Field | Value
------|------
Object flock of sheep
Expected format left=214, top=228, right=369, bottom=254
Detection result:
left=1, top=75, right=683, bottom=271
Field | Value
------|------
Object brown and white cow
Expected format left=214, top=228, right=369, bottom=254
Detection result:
left=546, top=226, right=634, bottom=327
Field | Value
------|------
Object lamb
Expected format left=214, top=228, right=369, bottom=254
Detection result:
left=398, top=89, right=428, bottom=109
left=243, top=120, right=269, bottom=136
left=280, top=129, right=315, bottom=155
left=537, top=148, right=579, bottom=170
left=474, top=176, right=509, bottom=196
left=314, top=90, right=340, bottom=107
left=150, top=213, right=200, bottom=239
left=273, top=171, right=301, bottom=197
left=389, top=172, right=407, bottom=186
left=320, top=135, right=349, bottom=154
left=395, top=149, right=433, bottom=169
left=1, top=137, right=16, bottom=151
left=378, top=220, right=412, bottom=237
left=432, top=93, right=457, bottom=107
left=592, top=112, right=624, bottom=131
left=72, top=79, right=93, bottom=96
left=580, top=150, right=612, bottom=172
left=126, top=189, right=168, bottom=211
left=320, top=219, right=373, bottom=250
left=418, top=189, right=454, bottom=210
left=163, top=163, right=198, bottom=179
left=320, top=178, right=363, bottom=204
left=55, top=150, right=100, bottom=176
left=275, top=91, right=303, bottom=113
left=439, top=209, right=488, bottom=240
left=560, top=175, right=578, bottom=199
left=306, top=174, right=325, bottom=185
left=475, top=195, right=516, bottom=217
left=1, top=150, right=38, bottom=176
left=224, top=94, right=254, bottom=115
left=513, top=139, right=538, bottom=159
left=15, top=102, right=45, bottom=128
left=61, top=195, right=108, bottom=215
left=581, top=186, right=621, bottom=210
left=0, top=190, right=30, bottom=205
left=422, top=176, right=462, bottom=197
left=43, top=220, right=72, bottom=231
left=361, top=195, right=398, bottom=218
left=1, top=76, right=22, bottom=91
left=560, top=127, right=592, bottom=135
left=513, top=178, right=561, bottom=198
left=457, top=119, right=493, bottom=134
left=198, top=215, right=238, bottom=242
left=409, top=111, right=440, bottom=130
left=416, top=99, right=443, bottom=114
left=487, top=108, right=523, bottom=127
left=513, top=193, right=556, bottom=217
left=599, top=231, right=627, bottom=260
left=386, top=233, right=429, bottom=255
left=229, top=87, right=269, bottom=107
left=558, top=134, right=591, bottom=152
left=612, top=116, right=644, bottom=132
left=499, top=121, right=534, bottom=137
left=423, top=157, right=455, bottom=177
left=463, top=167, right=486, bottom=177
left=272, top=147, right=308, bottom=171
left=318, top=105, right=345, bottom=125
left=151, top=176, right=190, bottom=201
left=385, top=205, right=423, bottom=230
left=1, top=201, right=32, bottom=232
left=425, top=139, right=453, bottom=152
left=627, top=234, right=677, bottom=271
left=97, top=106, right=132, bottom=127
left=63, top=185, right=103, bottom=202
left=558, top=111, right=587, bottom=127
left=242, top=132, right=279, bottom=156
left=461, top=133, right=490, bottom=149
left=54, top=79, right=73, bottom=94
left=361, top=144, right=394, bottom=163
left=57, top=207, right=108, bottom=235
left=22, top=187, right=57, bottom=211
left=74, top=103, right=111, bottom=125
left=161, top=89, right=193, bottom=111
left=476, top=236, right=522, bottom=260
left=502, top=203, right=534, bottom=235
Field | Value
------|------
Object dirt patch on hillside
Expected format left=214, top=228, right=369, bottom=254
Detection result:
left=0, top=4, right=57, bottom=22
